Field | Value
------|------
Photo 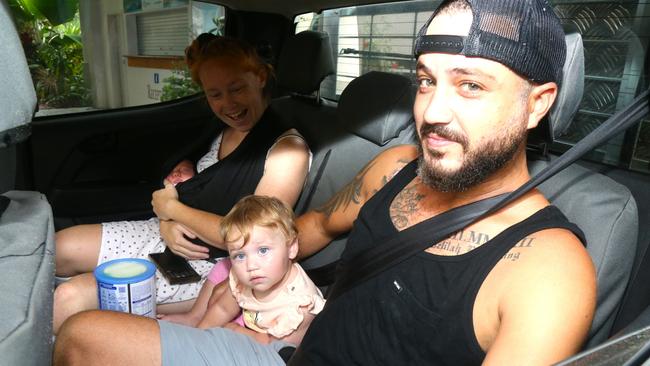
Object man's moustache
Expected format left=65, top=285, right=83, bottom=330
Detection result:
left=419, top=124, right=467, bottom=147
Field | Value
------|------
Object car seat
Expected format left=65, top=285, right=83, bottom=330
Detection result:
left=0, top=0, right=56, bottom=364
left=529, top=32, right=639, bottom=347
left=297, top=70, right=417, bottom=271
left=270, top=30, right=338, bottom=211
left=270, top=29, right=417, bottom=272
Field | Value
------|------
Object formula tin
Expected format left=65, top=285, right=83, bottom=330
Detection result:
left=93, top=258, right=156, bottom=318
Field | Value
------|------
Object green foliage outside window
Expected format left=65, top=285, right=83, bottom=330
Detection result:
left=160, top=64, right=202, bottom=102
left=8, top=0, right=91, bottom=109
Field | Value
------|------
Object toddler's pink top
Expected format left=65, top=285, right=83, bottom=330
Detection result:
left=229, top=263, right=325, bottom=338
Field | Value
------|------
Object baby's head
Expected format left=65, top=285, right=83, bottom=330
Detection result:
left=220, top=195, right=298, bottom=296
left=166, top=160, right=195, bottom=185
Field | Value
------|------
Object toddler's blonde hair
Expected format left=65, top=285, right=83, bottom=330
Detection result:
left=220, top=195, right=297, bottom=250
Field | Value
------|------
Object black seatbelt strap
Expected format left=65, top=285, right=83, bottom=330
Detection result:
left=327, top=192, right=508, bottom=300
left=326, top=88, right=649, bottom=302
left=296, top=149, right=331, bottom=215
left=0, top=195, right=9, bottom=217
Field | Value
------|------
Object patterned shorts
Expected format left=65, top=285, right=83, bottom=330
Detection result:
left=99, top=217, right=216, bottom=304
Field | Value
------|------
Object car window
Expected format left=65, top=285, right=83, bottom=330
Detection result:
left=296, top=0, right=650, bottom=174
left=8, top=0, right=224, bottom=117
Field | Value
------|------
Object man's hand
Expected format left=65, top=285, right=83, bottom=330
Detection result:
left=159, top=220, right=209, bottom=259
left=152, top=182, right=179, bottom=220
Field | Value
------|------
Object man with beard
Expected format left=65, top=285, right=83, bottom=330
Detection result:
left=53, top=0, right=595, bottom=365
left=290, top=0, right=596, bottom=365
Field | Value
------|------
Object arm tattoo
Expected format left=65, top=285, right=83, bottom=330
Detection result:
left=372, top=158, right=413, bottom=195
left=315, top=161, right=376, bottom=218
left=316, top=157, right=413, bottom=218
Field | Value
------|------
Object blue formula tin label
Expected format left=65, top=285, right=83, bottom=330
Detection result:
left=94, top=258, right=156, bottom=318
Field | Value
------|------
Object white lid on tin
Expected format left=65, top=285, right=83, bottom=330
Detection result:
left=103, top=261, right=148, bottom=278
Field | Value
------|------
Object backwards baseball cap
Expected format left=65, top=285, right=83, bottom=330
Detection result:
left=414, top=0, right=566, bottom=86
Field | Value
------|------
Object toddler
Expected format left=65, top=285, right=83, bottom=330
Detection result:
left=159, top=195, right=325, bottom=345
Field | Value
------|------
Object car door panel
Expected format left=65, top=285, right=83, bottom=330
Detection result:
left=23, top=95, right=215, bottom=229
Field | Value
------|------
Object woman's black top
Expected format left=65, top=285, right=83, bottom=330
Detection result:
left=172, top=108, right=285, bottom=257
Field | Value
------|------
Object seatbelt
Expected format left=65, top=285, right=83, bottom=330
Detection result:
left=296, top=149, right=332, bottom=215
left=0, top=196, right=9, bottom=217
left=327, top=192, right=508, bottom=300
left=326, top=88, right=649, bottom=302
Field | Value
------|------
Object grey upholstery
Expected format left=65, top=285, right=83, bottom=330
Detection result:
left=0, top=1, right=36, bottom=140
left=528, top=32, right=638, bottom=347
left=271, top=30, right=338, bottom=215
left=272, top=31, right=415, bottom=269
left=0, top=191, right=55, bottom=366
left=0, top=1, right=55, bottom=364
left=338, top=71, right=414, bottom=145
left=298, top=71, right=416, bottom=269
left=548, top=32, right=585, bottom=137
left=530, top=32, right=584, bottom=143
left=0, top=0, right=36, bottom=193
left=276, top=30, right=335, bottom=95
left=531, top=159, right=638, bottom=347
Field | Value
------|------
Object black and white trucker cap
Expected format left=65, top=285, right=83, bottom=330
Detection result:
left=414, top=0, right=566, bottom=86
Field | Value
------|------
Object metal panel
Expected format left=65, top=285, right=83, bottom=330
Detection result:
left=136, top=8, right=189, bottom=56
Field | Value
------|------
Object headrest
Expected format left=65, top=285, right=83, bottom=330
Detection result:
left=531, top=32, right=584, bottom=144
left=0, top=1, right=37, bottom=148
left=338, top=71, right=415, bottom=145
left=276, top=31, right=335, bottom=95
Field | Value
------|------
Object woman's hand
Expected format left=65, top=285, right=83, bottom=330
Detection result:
left=159, top=220, right=209, bottom=260
left=152, top=182, right=179, bottom=221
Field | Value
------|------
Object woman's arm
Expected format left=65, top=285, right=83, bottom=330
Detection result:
left=253, top=132, right=310, bottom=205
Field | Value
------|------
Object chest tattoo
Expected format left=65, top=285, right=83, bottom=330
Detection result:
left=390, top=184, right=425, bottom=229
left=428, top=230, right=536, bottom=260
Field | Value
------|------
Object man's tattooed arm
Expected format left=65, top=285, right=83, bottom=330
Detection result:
left=315, top=157, right=413, bottom=218
left=315, top=161, right=375, bottom=218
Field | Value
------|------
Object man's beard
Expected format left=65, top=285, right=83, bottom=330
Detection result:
left=416, top=116, right=527, bottom=193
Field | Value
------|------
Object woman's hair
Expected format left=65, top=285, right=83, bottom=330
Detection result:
left=220, top=195, right=298, bottom=250
left=185, top=33, right=273, bottom=91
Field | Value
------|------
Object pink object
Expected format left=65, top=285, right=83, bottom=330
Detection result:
left=206, top=258, right=244, bottom=326
left=207, top=258, right=232, bottom=284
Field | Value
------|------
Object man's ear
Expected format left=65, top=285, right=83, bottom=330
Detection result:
left=526, top=82, right=558, bottom=130
left=288, top=238, right=299, bottom=260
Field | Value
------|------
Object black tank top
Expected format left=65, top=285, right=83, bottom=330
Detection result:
left=173, top=108, right=285, bottom=257
left=291, top=160, right=585, bottom=365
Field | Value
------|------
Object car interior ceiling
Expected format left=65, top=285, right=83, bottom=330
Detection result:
left=1, top=1, right=650, bottom=364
